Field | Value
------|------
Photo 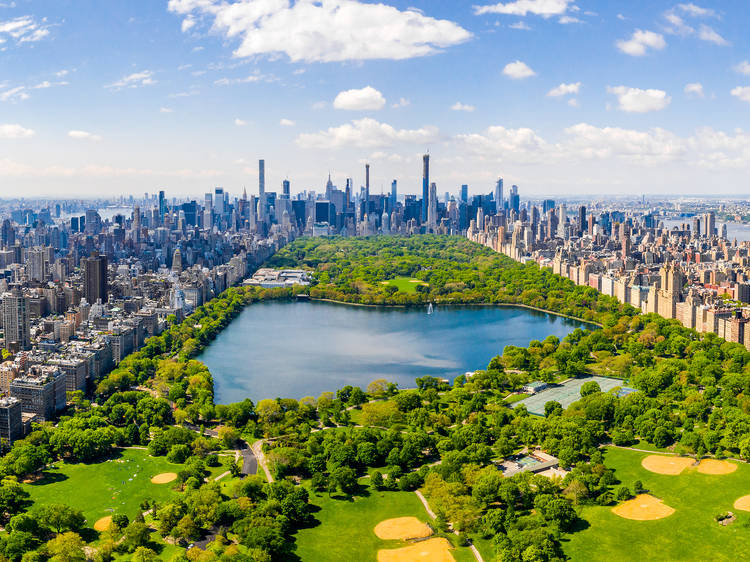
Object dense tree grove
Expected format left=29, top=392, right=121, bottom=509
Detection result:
left=6, top=235, right=750, bottom=560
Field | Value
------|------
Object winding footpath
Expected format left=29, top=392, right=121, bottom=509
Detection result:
left=414, top=490, right=484, bottom=562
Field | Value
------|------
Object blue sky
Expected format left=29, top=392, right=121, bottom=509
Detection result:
left=2, top=0, right=750, bottom=198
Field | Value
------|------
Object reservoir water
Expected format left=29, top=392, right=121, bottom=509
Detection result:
left=198, top=300, right=592, bottom=403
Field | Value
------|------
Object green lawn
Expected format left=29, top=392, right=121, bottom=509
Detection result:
left=563, top=447, right=750, bottom=561
left=382, top=276, right=428, bottom=294
left=294, top=485, right=475, bottom=562
left=24, top=448, right=186, bottom=528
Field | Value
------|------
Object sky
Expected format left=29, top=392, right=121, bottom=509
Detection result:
left=2, top=0, right=750, bottom=199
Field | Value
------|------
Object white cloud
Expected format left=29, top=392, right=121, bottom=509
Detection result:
left=561, top=123, right=685, bottom=162
left=677, top=3, right=715, bottom=18
left=558, top=16, right=581, bottom=24
left=0, top=86, right=28, bottom=102
left=451, top=102, right=475, bottom=112
left=607, top=86, right=671, bottom=113
left=234, top=118, right=248, bottom=126
left=68, top=130, right=102, bottom=142
left=168, top=0, right=471, bottom=63
left=296, top=118, right=438, bottom=149
left=684, top=82, right=704, bottom=98
left=697, top=25, right=727, bottom=45
left=509, top=21, right=531, bottom=30
left=333, top=86, right=386, bottom=111
left=731, top=87, right=750, bottom=103
left=0, top=16, right=51, bottom=45
left=547, top=82, right=581, bottom=97
left=160, top=107, right=174, bottom=113
left=280, top=118, right=295, bottom=127
left=106, top=70, right=156, bottom=90
left=392, top=97, right=410, bottom=108
left=735, top=61, right=750, bottom=75
left=502, top=60, right=536, bottom=79
left=456, top=125, right=549, bottom=163
left=0, top=123, right=34, bottom=139
left=474, top=0, right=572, bottom=17
left=616, top=30, right=666, bottom=56
left=567, top=98, right=579, bottom=107
left=55, top=70, right=69, bottom=78
left=214, top=71, right=276, bottom=85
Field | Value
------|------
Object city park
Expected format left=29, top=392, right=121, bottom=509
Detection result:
left=4, top=235, right=750, bottom=561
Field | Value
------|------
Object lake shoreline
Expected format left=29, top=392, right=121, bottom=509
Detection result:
left=310, top=298, right=602, bottom=328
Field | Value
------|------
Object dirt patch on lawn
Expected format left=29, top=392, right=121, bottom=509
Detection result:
left=150, top=472, right=177, bottom=484
left=641, top=455, right=694, bottom=475
left=374, top=517, right=433, bottom=541
left=94, top=516, right=112, bottom=532
left=377, top=537, right=455, bottom=562
left=612, top=494, right=675, bottom=521
left=734, top=495, right=750, bottom=511
left=697, top=459, right=737, bottom=475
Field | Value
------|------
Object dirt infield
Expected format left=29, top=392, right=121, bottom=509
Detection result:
left=94, top=516, right=112, bottom=531
left=377, top=537, right=455, bottom=562
left=612, top=494, right=675, bottom=521
left=641, top=455, right=694, bottom=475
left=150, top=472, right=177, bottom=484
left=374, top=517, right=433, bottom=541
left=734, top=495, right=750, bottom=511
left=697, top=459, right=737, bottom=475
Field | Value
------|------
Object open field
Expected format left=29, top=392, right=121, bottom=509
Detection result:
left=563, top=447, right=750, bottom=561
left=24, top=448, right=187, bottom=527
left=294, top=486, right=475, bottom=562
left=381, top=277, right=428, bottom=294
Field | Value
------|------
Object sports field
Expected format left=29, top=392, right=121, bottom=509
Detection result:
left=24, top=448, right=187, bottom=527
left=564, top=447, right=750, bottom=561
left=294, top=486, right=475, bottom=562
left=381, top=277, right=428, bottom=293
left=514, top=376, right=627, bottom=415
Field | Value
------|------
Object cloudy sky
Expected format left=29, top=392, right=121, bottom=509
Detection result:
left=2, top=0, right=750, bottom=198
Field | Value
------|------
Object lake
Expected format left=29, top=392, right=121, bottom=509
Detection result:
left=197, top=300, right=592, bottom=403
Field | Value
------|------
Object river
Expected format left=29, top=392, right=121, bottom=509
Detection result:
left=197, top=300, right=592, bottom=403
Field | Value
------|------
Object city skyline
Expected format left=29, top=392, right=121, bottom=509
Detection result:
left=2, top=1, right=750, bottom=197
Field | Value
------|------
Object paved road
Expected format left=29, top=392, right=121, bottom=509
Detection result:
left=240, top=443, right=258, bottom=476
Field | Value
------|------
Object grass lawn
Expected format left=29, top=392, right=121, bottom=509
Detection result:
left=563, top=447, right=750, bottom=561
left=24, top=448, right=186, bottom=528
left=294, top=484, right=475, bottom=561
left=381, top=276, right=428, bottom=294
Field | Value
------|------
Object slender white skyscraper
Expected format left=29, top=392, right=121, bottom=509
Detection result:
left=495, top=178, right=503, bottom=213
left=428, top=182, right=437, bottom=230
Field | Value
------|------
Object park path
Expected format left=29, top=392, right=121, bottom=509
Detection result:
left=251, top=440, right=274, bottom=483
left=414, top=490, right=484, bottom=562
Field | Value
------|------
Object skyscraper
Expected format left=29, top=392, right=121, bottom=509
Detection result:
left=83, top=253, right=108, bottom=305
left=2, top=288, right=30, bottom=351
left=391, top=180, right=397, bottom=209
left=282, top=179, right=290, bottom=198
left=428, top=182, right=437, bottom=230
left=365, top=163, right=370, bottom=204
left=422, top=154, right=430, bottom=222
left=158, top=190, right=166, bottom=221
left=461, top=184, right=468, bottom=203
left=509, top=185, right=520, bottom=213
left=494, top=178, right=503, bottom=213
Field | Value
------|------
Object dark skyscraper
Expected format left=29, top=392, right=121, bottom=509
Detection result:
left=158, top=190, right=166, bottom=221
left=391, top=179, right=397, bottom=209
left=422, top=154, right=430, bottom=222
left=282, top=179, right=290, bottom=198
left=461, top=184, right=468, bottom=203
left=365, top=163, right=370, bottom=204
left=84, top=253, right=108, bottom=304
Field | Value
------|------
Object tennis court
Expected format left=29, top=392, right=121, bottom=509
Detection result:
left=513, top=376, right=631, bottom=416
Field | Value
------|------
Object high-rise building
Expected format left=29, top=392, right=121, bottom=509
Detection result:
left=422, top=154, right=430, bottom=222
left=0, top=397, right=22, bottom=445
left=158, top=190, right=166, bottom=221
left=282, top=179, right=290, bottom=198
left=390, top=180, right=397, bottom=209
left=365, top=164, right=370, bottom=204
left=509, top=185, right=520, bottom=213
left=494, top=178, right=504, bottom=213
left=461, top=185, right=468, bottom=203
left=83, top=253, right=108, bottom=305
left=214, top=187, right=225, bottom=216
left=428, top=182, right=438, bottom=230
left=1, top=288, right=30, bottom=351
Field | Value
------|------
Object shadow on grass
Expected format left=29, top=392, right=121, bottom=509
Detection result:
left=27, top=470, right=69, bottom=486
